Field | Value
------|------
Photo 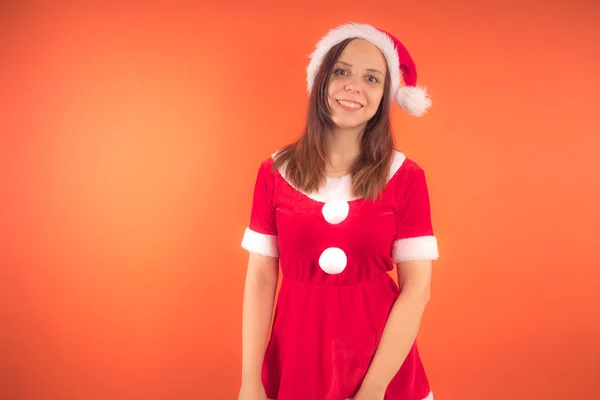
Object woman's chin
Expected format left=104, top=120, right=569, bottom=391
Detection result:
left=332, top=118, right=365, bottom=131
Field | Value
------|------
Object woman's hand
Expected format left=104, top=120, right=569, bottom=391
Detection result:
left=238, top=379, right=268, bottom=400
left=351, top=385, right=386, bottom=400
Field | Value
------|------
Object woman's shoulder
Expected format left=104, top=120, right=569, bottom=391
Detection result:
left=389, top=149, right=420, bottom=178
left=392, top=149, right=427, bottom=174
left=388, top=149, right=430, bottom=193
left=252, top=150, right=283, bottom=181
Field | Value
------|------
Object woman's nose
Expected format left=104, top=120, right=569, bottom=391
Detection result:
left=344, top=82, right=362, bottom=93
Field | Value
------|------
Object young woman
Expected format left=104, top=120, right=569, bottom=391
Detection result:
left=238, top=22, right=439, bottom=400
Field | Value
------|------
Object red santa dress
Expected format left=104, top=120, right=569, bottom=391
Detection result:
left=241, top=149, right=439, bottom=400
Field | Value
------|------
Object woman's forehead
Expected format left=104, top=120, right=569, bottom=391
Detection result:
left=338, top=39, right=387, bottom=71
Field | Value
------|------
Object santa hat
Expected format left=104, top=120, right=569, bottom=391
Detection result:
left=306, top=22, right=431, bottom=117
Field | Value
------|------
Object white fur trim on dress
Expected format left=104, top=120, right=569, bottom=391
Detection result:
left=392, top=236, right=439, bottom=263
left=306, top=22, right=401, bottom=105
left=274, top=150, right=406, bottom=203
left=388, top=150, right=406, bottom=181
left=241, top=228, right=279, bottom=258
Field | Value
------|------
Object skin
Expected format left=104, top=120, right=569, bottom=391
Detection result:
left=325, top=38, right=387, bottom=177
left=238, top=252, right=278, bottom=400
left=239, top=39, right=432, bottom=400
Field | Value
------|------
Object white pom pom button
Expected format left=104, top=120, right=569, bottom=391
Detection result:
left=318, top=247, right=347, bottom=274
left=322, top=199, right=349, bottom=224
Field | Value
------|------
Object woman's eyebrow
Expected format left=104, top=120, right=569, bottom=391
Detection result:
left=335, top=60, right=384, bottom=77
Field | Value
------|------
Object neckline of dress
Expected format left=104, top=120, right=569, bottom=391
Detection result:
left=325, top=173, right=351, bottom=180
left=271, top=149, right=407, bottom=204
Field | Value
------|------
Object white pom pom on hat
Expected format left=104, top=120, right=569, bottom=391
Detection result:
left=306, top=22, right=431, bottom=117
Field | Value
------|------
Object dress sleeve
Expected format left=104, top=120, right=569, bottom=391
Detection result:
left=241, top=160, right=279, bottom=258
left=391, top=166, right=439, bottom=263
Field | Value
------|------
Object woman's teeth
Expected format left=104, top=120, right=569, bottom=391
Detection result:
left=337, top=100, right=362, bottom=109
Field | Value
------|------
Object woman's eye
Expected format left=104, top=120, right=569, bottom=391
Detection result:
left=334, top=69, right=378, bottom=83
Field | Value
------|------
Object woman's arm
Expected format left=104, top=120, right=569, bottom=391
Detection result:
left=240, top=252, right=280, bottom=384
left=356, top=260, right=432, bottom=398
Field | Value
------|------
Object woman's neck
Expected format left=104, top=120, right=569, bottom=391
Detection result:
left=325, top=126, right=363, bottom=175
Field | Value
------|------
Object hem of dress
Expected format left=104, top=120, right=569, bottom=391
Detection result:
left=267, top=390, right=433, bottom=400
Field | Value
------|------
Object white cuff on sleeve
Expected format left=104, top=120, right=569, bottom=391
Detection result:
left=241, top=227, right=279, bottom=258
left=392, top=235, right=439, bottom=263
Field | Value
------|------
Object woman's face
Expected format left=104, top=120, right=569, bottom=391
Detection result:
left=327, top=38, right=387, bottom=131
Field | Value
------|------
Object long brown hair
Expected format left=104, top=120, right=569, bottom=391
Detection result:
left=273, top=38, right=395, bottom=201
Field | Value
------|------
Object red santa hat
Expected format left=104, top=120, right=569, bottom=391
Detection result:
left=306, top=22, right=431, bottom=117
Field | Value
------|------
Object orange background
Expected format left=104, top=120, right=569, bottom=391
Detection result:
left=1, top=2, right=599, bottom=399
